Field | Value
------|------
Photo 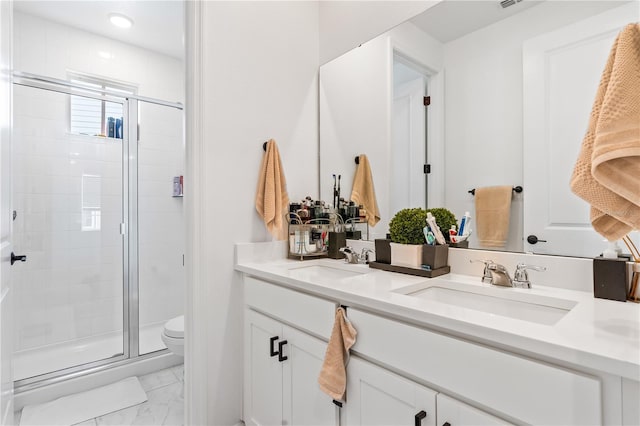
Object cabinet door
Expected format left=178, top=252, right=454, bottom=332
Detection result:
left=244, top=309, right=284, bottom=426
left=436, top=394, right=512, bottom=426
left=346, top=356, right=437, bottom=426
left=282, top=325, right=338, bottom=426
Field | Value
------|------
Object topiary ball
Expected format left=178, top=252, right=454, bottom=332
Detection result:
left=389, top=208, right=429, bottom=245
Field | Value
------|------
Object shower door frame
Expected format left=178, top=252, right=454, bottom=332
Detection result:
left=11, top=72, right=183, bottom=393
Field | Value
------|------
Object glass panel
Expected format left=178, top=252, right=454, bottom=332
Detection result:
left=137, top=101, right=184, bottom=355
left=12, top=85, right=125, bottom=380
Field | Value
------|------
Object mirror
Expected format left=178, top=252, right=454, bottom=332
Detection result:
left=319, top=0, right=640, bottom=257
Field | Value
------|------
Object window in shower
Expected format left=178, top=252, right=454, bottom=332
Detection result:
left=68, top=73, right=135, bottom=138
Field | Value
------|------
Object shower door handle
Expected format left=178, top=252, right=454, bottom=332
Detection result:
left=11, top=252, right=27, bottom=265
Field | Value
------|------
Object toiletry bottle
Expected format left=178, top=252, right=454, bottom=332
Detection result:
left=108, top=117, right=115, bottom=138
left=602, top=241, right=620, bottom=259
left=426, top=213, right=446, bottom=245
left=458, top=211, right=471, bottom=236
left=449, top=225, right=457, bottom=239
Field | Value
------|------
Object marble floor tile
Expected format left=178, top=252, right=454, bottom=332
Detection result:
left=170, top=365, right=184, bottom=382
left=16, top=366, right=184, bottom=426
left=72, top=420, right=97, bottom=426
left=138, top=368, right=179, bottom=392
left=96, top=381, right=184, bottom=426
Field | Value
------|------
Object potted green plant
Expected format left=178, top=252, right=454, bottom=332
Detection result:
left=387, top=208, right=448, bottom=270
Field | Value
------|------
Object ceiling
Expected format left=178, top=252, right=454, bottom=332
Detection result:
left=14, top=0, right=184, bottom=59
left=409, top=0, right=632, bottom=43
left=410, top=0, right=543, bottom=42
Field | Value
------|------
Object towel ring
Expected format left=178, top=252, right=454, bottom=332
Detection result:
left=468, top=186, right=523, bottom=196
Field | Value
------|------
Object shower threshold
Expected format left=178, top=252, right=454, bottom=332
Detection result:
left=14, top=322, right=166, bottom=382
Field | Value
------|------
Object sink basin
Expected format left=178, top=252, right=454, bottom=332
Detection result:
left=286, top=263, right=369, bottom=281
left=397, top=280, right=577, bottom=325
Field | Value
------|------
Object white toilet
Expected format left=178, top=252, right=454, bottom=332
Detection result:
left=161, top=315, right=184, bottom=357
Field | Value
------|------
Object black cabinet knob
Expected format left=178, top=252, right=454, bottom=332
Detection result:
left=10, top=252, right=26, bottom=265
left=269, top=336, right=279, bottom=357
left=527, top=235, right=547, bottom=245
left=278, top=340, right=288, bottom=362
left=414, top=410, right=427, bottom=426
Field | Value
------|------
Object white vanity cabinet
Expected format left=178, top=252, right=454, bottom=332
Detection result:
left=347, top=308, right=602, bottom=425
left=243, top=276, right=339, bottom=426
left=346, top=356, right=438, bottom=426
left=436, top=394, right=511, bottom=426
left=241, top=273, right=633, bottom=426
left=346, top=355, right=509, bottom=426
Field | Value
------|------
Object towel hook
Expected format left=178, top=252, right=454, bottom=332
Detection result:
left=262, top=141, right=268, bottom=151
left=468, top=186, right=523, bottom=196
left=355, top=156, right=360, bottom=165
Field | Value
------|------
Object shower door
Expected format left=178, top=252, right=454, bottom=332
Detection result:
left=136, top=100, right=185, bottom=356
left=12, top=84, right=128, bottom=382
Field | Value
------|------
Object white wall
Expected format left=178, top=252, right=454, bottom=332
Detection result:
left=320, top=22, right=443, bottom=239
left=191, top=2, right=319, bottom=424
left=12, top=13, right=184, bottom=356
left=14, top=13, right=183, bottom=102
left=442, top=1, right=630, bottom=252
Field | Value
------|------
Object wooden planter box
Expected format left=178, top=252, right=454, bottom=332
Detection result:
left=374, top=239, right=392, bottom=264
left=370, top=241, right=449, bottom=278
left=387, top=243, right=449, bottom=270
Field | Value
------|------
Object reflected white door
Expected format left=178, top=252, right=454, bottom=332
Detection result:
left=523, top=3, right=640, bottom=257
left=392, top=76, right=426, bottom=214
left=0, top=1, right=12, bottom=424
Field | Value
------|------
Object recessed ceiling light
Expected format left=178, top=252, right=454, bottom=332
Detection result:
left=109, top=13, right=133, bottom=29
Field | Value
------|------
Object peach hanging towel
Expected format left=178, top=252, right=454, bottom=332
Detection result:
left=570, top=23, right=640, bottom=240
left=255, top=139, right=289, bottom=240
left=475, top=186, right=513, bottom=248
left=318, top=307, right=357, bottom=403
left=351, top=154, right=380, bottom=227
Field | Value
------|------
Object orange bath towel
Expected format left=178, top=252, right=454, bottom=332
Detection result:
left=475, top=186, right=513, bottom=248
left=570, top=23, right=640, bottom=240
left=318, top=308, right=357, bottom=402
left=351, top=154, right=380, bottom=227
left=255, top=139, right=289, bottom=239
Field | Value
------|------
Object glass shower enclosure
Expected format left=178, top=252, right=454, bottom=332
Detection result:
left=11, top=72, right=184, bottom=390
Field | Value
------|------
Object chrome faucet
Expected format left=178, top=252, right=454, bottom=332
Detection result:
left=340, top=247, right=373, bottom=264
left=471, top=259, right=546, bottom=288
left=513, top=263, right=547, bottom=288
left=486, top=263, right=512, bottom=287
left=470, top=259, right=494, bottom=284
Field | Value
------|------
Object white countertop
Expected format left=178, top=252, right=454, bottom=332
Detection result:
left=236, top=255, right=640, bottom=381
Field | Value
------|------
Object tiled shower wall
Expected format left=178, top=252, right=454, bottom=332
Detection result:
left=13, top=12, right=184, bottom=353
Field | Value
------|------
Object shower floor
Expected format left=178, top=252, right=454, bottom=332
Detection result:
left=14, top=322, right=167, bottom=382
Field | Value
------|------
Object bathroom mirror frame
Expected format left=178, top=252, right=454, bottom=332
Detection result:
left=318, top=0, right=640, bottom=258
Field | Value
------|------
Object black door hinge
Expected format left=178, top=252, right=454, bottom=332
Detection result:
left=423, top=96, right=431, bottom=106
left=424, top=164, right=431, bottom=174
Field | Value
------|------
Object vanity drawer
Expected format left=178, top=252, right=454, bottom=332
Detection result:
left=244, top=276, right=336, bottom=340
left=348, top=308, right=602, bottom=425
